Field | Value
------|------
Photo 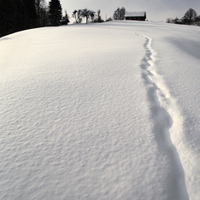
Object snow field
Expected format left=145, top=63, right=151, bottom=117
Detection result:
left=0, top=21, right=200, bottom=199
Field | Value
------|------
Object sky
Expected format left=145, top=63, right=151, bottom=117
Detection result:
left=47, top=0, right=200, bottom=22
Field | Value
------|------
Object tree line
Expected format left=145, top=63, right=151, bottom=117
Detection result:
left=166, top=8, right=200, bottom=26
left=71, top=7, right=126, bottom=23
left=0, top=0, right=112, bottom=37
left=1, top=0, right=125, bottom=38
left=0, top=0, right=47, bottom=37
left=72, top=9, right=104, bottom=24
left=0, top=0, right=69, bottom=37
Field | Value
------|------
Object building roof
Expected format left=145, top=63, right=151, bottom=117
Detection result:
left=125, top=12, right=146, bottom=17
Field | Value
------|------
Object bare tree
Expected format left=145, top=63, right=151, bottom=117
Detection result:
left=93, top=10, right=104, bottom=23
left=183, top=8, right=197, bottom=25
left=90, top=11, right=95, bottom=22
left=97, top=10, right=103, bottom=22
left=97, top=10, right=101, bottom=22
left=77, top=9, right=82, bottom=23
left=81, top=9, right=95, bottom=24
left=72, top=10, right=77, bottom=23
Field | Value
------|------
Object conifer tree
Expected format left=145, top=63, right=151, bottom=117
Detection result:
left=23, top=0, right=37, bottom=28
left=48, top=0, right=62, bottom=26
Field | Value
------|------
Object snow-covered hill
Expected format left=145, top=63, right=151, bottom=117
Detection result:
left=0, top=21, right=200, bottom=200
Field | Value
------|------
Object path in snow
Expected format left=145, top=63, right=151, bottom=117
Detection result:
left=137, top=33, right=189, bottom=200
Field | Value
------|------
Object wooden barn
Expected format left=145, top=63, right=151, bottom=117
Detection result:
left=125, top=12, right=146, bottom=21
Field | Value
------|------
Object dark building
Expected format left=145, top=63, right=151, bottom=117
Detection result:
left=125, top=12, right=146, bottom=21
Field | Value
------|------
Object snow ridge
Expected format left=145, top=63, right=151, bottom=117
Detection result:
left=137, top=33, right=189, bottom=200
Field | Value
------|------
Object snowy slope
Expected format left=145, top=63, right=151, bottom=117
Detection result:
left=0, top=21, right=200, bottom=200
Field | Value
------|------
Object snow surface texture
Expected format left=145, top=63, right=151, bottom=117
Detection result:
left=0, top=21, right=200, bottom=200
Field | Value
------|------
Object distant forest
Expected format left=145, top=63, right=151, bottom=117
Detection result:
left=166, top=8, right=200, bottom=26
left=0, top=0, right=50, bottom=37
left=0, top=0, right=114, bottom=37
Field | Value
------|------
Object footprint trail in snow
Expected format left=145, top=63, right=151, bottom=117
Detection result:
left=137, top=33, right=189, bottom=200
